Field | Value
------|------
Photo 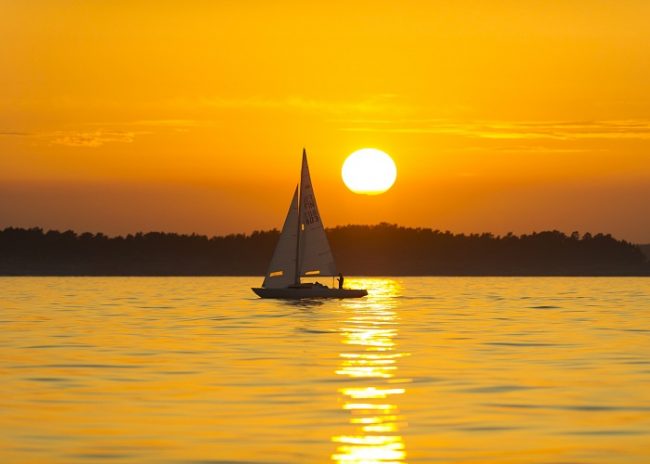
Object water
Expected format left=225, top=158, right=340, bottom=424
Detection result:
left=1, top=277, right=649, bottom=464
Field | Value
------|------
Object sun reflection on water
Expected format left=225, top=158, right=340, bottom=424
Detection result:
left=332, top=279, right=409, bottom=464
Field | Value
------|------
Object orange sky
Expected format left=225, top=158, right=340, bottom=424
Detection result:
left=1, top=1, right=649, bottom=242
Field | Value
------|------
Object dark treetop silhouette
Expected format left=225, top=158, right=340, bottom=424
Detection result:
left=1, top=224, right=648, bottom=276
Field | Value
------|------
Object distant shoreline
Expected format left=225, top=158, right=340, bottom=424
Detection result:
left=2, top=274, right=649, bottom=278
left=2, top=224, right=649, bottom=277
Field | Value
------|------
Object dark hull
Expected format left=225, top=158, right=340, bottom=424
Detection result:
left=252, top=287, right=367, bottom=299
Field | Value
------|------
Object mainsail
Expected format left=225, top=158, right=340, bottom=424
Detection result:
left=262, top=185, right=299, bottom=288
left=298, top=150, right=338, bottom=277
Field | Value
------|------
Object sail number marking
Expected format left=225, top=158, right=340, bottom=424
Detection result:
left=302, top=192, right=320, bottom=225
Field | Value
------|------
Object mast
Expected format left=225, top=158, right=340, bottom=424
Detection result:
left=294, top=148, right=306, bottom=285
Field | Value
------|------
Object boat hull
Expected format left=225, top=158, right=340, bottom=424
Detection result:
left=252, top=287, right=368, bottom=299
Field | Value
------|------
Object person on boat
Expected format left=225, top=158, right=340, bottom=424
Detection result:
left=337, top=273, right=344, bottom=290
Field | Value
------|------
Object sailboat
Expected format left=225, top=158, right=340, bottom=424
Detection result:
left=252, top=149, right=368, bottom=299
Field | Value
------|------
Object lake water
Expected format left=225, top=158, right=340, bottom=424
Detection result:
left=1, top=277, right=649, bottom=464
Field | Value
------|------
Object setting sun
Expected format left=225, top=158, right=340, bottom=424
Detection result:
left=342, top=149, right=397, bottom=195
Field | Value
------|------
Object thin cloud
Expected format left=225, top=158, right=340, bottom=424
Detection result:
left=49, top=130, right=141, bottom=147
left=130, top=119, right=203, bottom=127
left=77, top=96, right=401, bottom=128
left=446, top=145, right=600, bottom=154
left=339, top=119, right=650, bottom=140
left=0, top=131, right=30, bottom=137
left=1, top=129, right=147, bottom=147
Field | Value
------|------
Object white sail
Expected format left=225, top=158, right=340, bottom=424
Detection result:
left=262, top=185, right=299, bottom=288
left=298, top=150, right=338, bottom=277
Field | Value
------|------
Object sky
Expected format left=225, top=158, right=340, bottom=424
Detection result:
left=1, top=1, right=650, bottom=242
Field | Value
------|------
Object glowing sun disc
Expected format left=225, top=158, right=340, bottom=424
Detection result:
left=342, top=148, right=397, bottom=195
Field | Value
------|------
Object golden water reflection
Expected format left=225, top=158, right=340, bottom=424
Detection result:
left=332, top=279, right=409, bottom=464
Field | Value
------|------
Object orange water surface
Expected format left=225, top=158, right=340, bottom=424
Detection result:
left=1, top=277, right=649, bottom=463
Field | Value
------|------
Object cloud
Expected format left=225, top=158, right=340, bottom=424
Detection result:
left=446, top=145, right=600, bottom=154
left=0, top=131, right=30, bottom=137
left=339, top=119, right=650, bottom=140
left=129, top=119, right=202, bottom=127
left=1, top=129, right=148, bottom=147
left=49, top=130, right=141, bottom=147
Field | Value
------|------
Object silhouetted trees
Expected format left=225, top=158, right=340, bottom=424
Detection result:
left=640, top=244, right=650, bottom=261
left=328, top=224, right=649, bottom=275
left=0, top=224, right=648, bottom=276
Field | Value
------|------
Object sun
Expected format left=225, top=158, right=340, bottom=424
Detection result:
left=342, top=148, right=397, bottom=195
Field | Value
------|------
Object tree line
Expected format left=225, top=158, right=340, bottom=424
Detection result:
left=0, top=224, right=648, bottom=276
